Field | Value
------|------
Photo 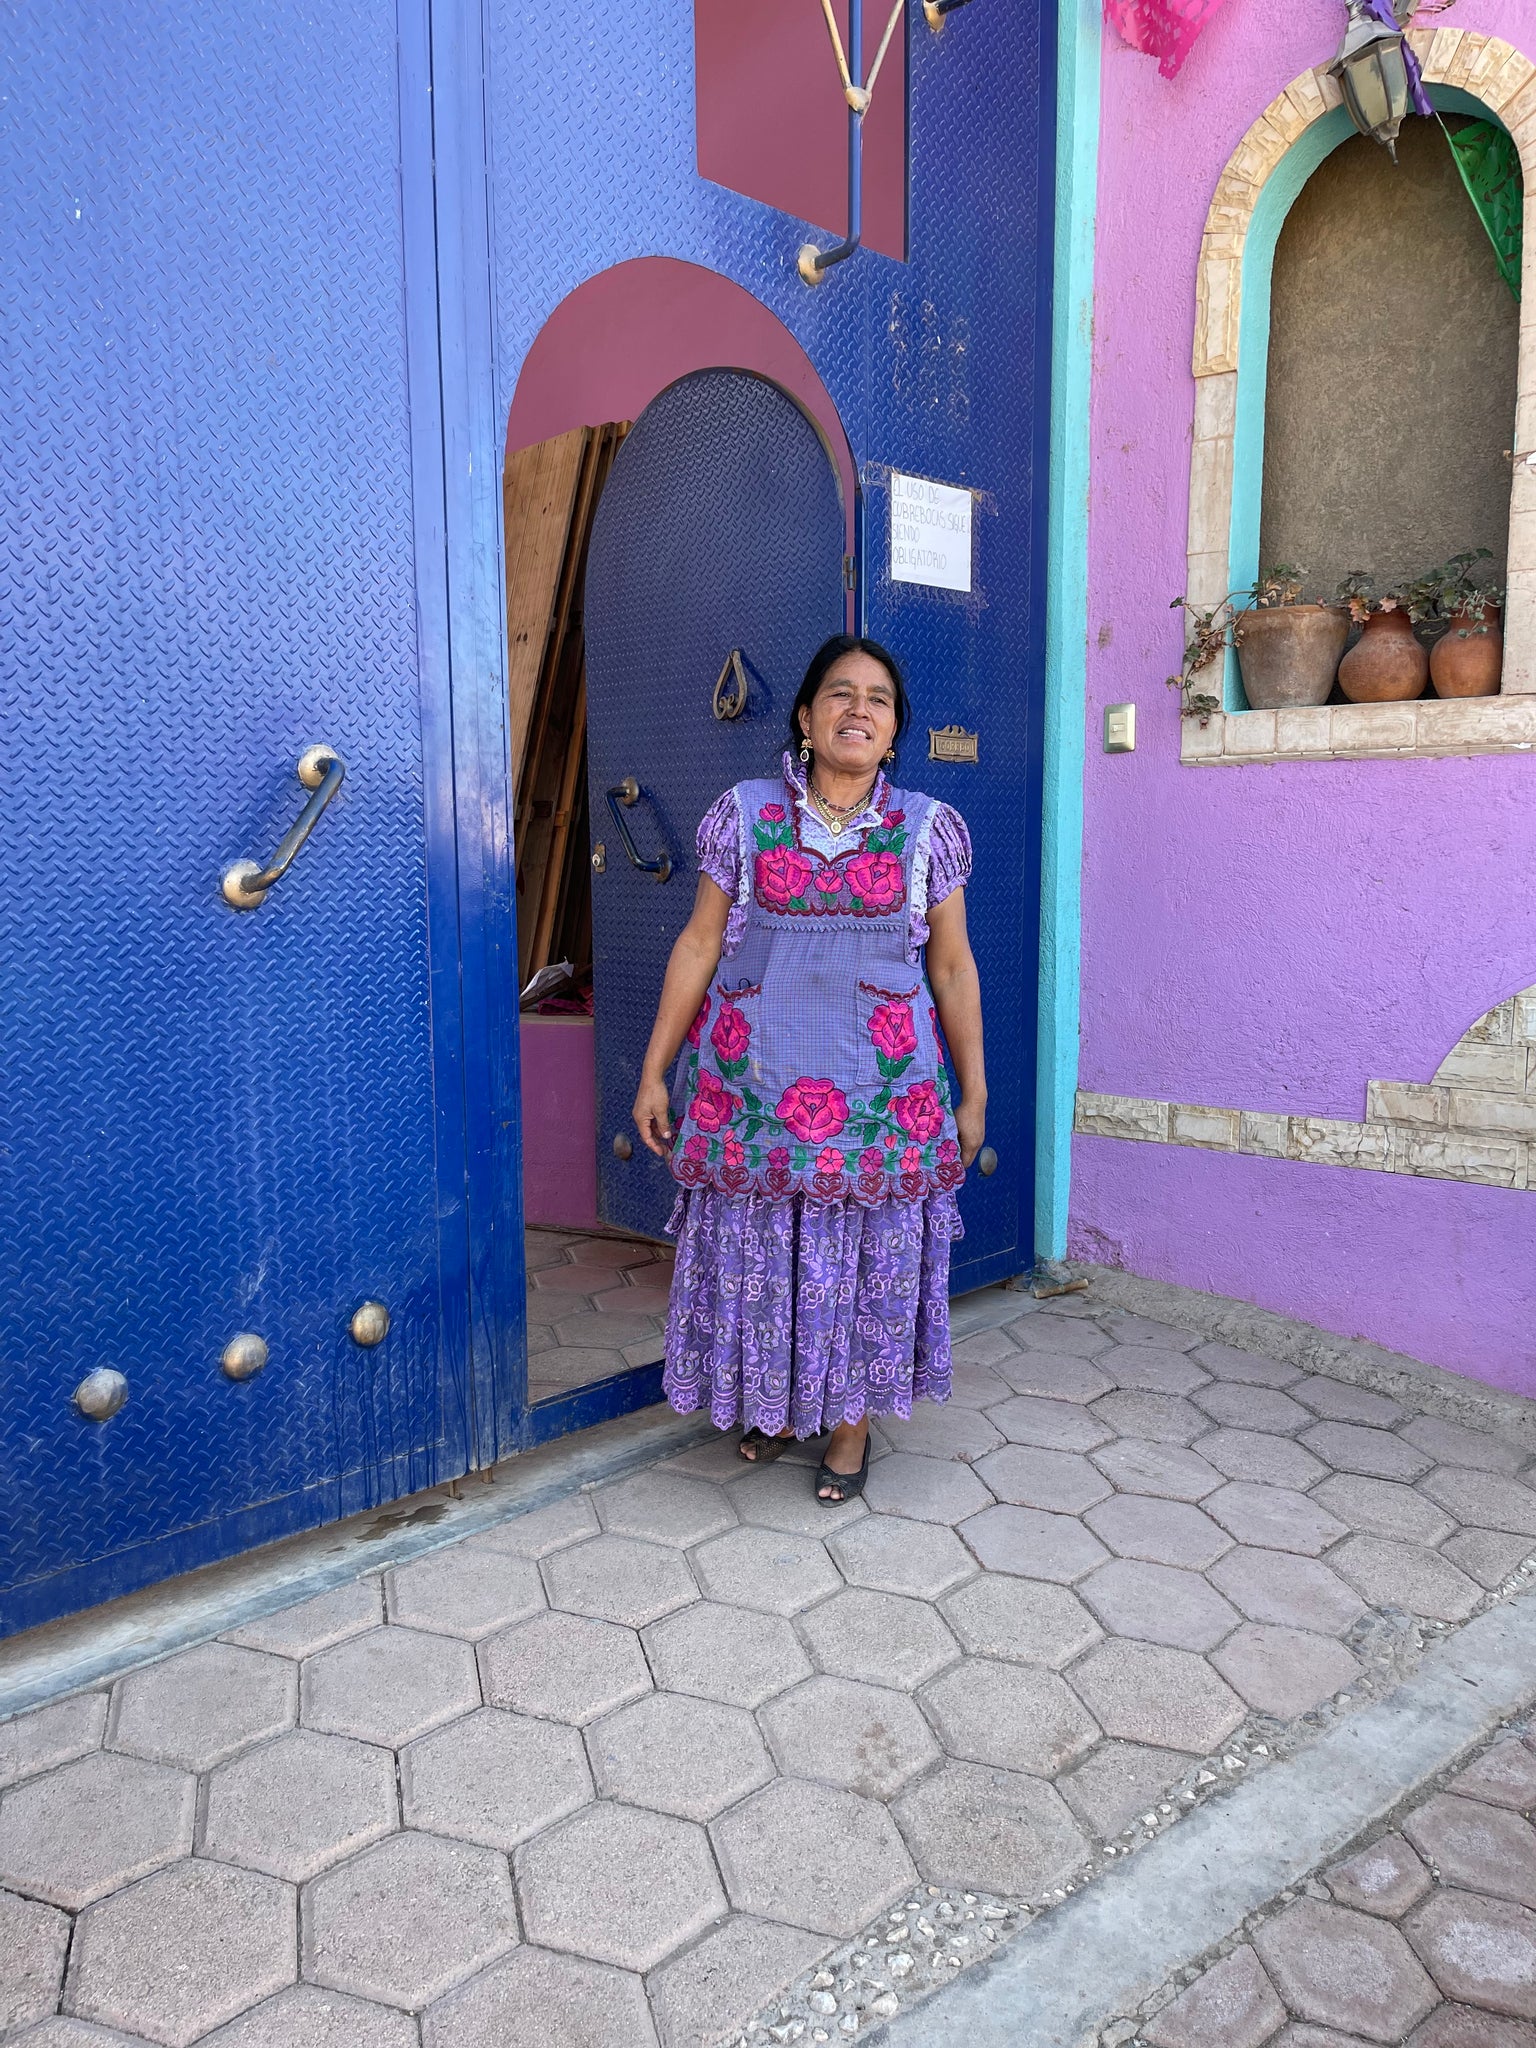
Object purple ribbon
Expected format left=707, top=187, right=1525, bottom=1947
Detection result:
left=1363, top=0, right=1434, bottom=117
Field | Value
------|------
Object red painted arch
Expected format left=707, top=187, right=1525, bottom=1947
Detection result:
left=504, top=257, right=856, bottom=533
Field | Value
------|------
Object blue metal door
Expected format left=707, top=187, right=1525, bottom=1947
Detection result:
left=0, top=0, right=470, bottom=1633
left=584, top=371, right=847, bottom=1240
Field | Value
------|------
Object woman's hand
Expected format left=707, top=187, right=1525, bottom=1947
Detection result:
left=633, top=1076, right=674, bottom=1158
left=955, top=1094, right=987, bottom=1169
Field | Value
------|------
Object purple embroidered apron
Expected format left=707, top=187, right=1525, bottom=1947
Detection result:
left=670, top=771, right=965, bottom=1207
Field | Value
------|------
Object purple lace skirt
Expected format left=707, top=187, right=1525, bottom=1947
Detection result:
left=662, top=1187, right=961, bottom=1438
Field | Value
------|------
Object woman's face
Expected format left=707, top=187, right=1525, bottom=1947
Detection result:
left=799, top=653, right=899, bottom=780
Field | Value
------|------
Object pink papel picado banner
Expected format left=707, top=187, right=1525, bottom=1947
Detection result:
left=1103, top=0, right=1231, bottom=78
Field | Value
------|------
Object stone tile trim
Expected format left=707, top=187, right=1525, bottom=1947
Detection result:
left=1076, top=983, right=1536, bottom=1195
left=1179, top=696, right=1536, bottom=768
left=1187, top=29, right=1536, bottom=699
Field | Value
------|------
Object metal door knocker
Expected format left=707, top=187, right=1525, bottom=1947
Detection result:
left=712, top=648, right=749, bottom=721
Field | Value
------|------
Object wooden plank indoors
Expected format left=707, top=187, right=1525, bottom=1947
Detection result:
left=527, top=669, right=588, bottom=975
left=504, top=426, right=589, bottom=782
left=510, top=421, right=628, bottom=987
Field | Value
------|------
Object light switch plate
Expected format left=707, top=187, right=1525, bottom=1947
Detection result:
left=1104, top=702, right=1136, bottom=753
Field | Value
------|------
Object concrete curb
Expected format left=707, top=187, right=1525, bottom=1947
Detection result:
left=1077, top=1262, right=1536, bottom=1450
left=872, top=1585, right=1536, bottom=2048
left=0, top=1404, right=715, bottom=1719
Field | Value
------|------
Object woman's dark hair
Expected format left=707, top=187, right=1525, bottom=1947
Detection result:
left=787, top=635, right=910, bottom=761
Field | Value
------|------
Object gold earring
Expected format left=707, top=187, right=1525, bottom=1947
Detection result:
left=799, top=743, right=811, bottom=762
left=883, top=749, right=895, bottom=762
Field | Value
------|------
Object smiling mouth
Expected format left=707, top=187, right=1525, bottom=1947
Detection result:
left=836, top=725, right=872, bottom=742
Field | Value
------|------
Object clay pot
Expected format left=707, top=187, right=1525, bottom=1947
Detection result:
left=1336, top=608, right=1429, bottom=703
left=1430, top=607, right=1503, bottom=697
left=1234, top=605, right=1349, bottom=710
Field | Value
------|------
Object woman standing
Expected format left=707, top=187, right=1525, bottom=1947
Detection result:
left=631, top=636, right=986, bottom=1503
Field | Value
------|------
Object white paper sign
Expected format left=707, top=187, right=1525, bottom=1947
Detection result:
left=890, top=471, right=973, bottom=593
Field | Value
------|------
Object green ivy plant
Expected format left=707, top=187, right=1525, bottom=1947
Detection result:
left=1331, top=570, right=1427, bottom=627
left=1167, top=565, right=1315, bottom=720
left=1408, top=548, right=1502, bottom=624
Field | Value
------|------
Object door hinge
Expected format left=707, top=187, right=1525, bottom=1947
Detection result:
left=843, top=552, right=858, bottom=591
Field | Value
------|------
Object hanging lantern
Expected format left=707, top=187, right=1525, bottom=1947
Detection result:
left=1330, top=0, right=1413, bottom=158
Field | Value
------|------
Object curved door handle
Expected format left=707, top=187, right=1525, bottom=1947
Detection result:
left=223, top=745, right=346, bottom=909
left=712, top=648, right=748, bottom=721
left=605, top=778, right=672, bottom=882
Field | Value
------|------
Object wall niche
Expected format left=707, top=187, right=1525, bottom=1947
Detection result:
left=1259, top=115, right=1517, bottom=597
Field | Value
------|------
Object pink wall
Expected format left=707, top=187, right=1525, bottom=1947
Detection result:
left=520, top=1018, right=601, bottom=1232
left=694, top=0, right=906, bottom=261
left=1076, top=2, right=1536, bottom=1391
left=505, top=256, right=856, bottom=534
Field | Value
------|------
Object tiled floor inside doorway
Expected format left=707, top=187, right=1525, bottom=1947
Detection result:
left=526, top=1227, right=674, bottom=1403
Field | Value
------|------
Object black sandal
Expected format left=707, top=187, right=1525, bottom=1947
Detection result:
left=738, top=1427, right=796, bottom=1464
left=816, top=1432, right=871, bottom=1503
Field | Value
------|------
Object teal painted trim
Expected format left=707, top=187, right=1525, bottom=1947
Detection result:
left=1036, top=0, right=1100, bottom=1261
left=1224, top=105, right=1353, bottom=706
left=1225, top=88, right=1507, bottom=707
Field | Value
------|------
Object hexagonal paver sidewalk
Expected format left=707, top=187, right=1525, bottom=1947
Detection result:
left=1100, top=1722, right=1536, bottom=2048
left=6, top=1280, right=1534, bottom=2048
left=304, top=1830, right=518, bottom=2009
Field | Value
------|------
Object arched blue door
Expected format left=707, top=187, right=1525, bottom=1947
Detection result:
left=583, top=370, right=847, bottom=1240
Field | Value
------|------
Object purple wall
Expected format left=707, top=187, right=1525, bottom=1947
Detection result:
left=1074, top=1, right=1536, bottom=1391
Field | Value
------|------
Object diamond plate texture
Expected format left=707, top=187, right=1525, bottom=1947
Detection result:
left=584, top=370, right=846, bottom=1239
left=0, top=0, right=455, bottom=1619
left=487, top=0, right=1051, bottom=1282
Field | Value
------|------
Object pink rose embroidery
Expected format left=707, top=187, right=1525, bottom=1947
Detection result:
left=936, top=1136, right=965, bottom=1189
left=759, top=802, right=786, bottom=822
left=722, top=1136, right=746, bottom=1170
left=764, top=1142, right=791, bottom=1196
left=690, top=1071, right=741, bottom=1134
left=775, top=1078, right=849, bottom=1145
left=755, top=845, right=814, bottom=909
left=686, top=996, right=710, bottom=1049
left=883, top=808, right=906, bottom=827
left=675, top=1130, right=710, bottom=1186
left=813, top=867, right=843, bottom=894
left=710, top=999, right=750, bottom=1066
left=884, top=1133, right=900, bottom=1150
left=843, top=849, right=904, bottom=911
left=816, top=1145, right=844, bottom=1176
left=901, top=1143, right=923, bottom=1173
left=859, top=1145, right=885, bottom=1174
left=893, top=1080, right=944, bottom=1144
left=868, top=999, right=917, bottom=1064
